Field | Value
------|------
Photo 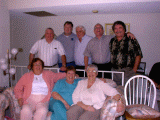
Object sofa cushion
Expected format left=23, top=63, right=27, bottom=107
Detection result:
left=126, top=104, right=160, bottom=119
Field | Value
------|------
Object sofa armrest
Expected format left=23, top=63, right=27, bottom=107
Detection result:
left=0, top=93, right=9, bottom=120
left=2, top=87, right=21, bottom=120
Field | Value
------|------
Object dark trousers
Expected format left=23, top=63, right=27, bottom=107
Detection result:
left=75, top=65, right=86, bottom=77
left=93, top=62, right=111, bottom=78
left=58, top=61, right=76, bottom=72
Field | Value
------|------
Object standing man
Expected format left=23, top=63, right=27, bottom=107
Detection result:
left=57, top=21, right=77, bottom=68
left=84, top=23, right=113, bottom=78
left=110, top=21, right=143, bottom=85
left=28, top=28, right=66, bottom=71
left=74, top=25, right=93, bottom=76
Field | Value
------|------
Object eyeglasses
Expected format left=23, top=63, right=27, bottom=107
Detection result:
left=87, top=70, right=97, bottom=73
left=33, top=64, right=42, bottom=66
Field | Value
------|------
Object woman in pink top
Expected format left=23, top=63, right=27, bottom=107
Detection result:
left=14, top=58, right=66, bottom=120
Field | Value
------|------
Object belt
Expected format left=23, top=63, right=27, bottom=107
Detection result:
left=67, top=61, right=75, bottom=64
left=44, top=64, right=58, bottom=68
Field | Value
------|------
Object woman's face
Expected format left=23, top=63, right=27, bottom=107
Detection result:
left=87, top=67, right=98, bottom=80
left=66, top=70, right=76, bottom=84
left=32, top=60, right=43, bottom=75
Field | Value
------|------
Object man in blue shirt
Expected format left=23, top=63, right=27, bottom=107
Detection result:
left=57, top=21, right=77, bottom=68
left=74, top=25, right=93, bottom=76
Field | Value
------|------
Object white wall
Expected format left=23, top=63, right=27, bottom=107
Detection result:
left=7, top=0, right=159, bottom=9
left=10, top=13, right=160, bottom=75
left=0, top=0, right=10, bottom=87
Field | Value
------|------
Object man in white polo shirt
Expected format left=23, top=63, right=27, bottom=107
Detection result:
left=28, top=28, right=66, bottom=71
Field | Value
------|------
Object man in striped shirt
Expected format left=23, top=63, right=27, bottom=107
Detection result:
left=28, top=28, right=66, bottom=71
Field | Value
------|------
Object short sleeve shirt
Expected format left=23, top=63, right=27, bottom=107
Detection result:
left=30, top=39, right=65, bottom=66
left=50, top=78, right=81, bottom=106
left=57, top=33, right=77, bottom=63
left=110, top=35, right=143, bottom=68
left=83, top=35, right=113, bottom=64
left=74, top=35, right=93, bottom=66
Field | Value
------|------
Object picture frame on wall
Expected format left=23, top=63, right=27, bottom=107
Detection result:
left=105, top=23, right=130, bottom=35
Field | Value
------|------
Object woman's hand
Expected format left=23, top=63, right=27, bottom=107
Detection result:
left=18, top=98, right=23, bottom=107
left=116, top=101, right=125, bottom=113
left=63, top=101, right=70, bottom=110
left=99, top=78, right=106, bottom=83
left=112, top=94, right=121, bottom=101
left=85, top=105, right=95, bottom=112
left=77, top=101, right=95, bottom=112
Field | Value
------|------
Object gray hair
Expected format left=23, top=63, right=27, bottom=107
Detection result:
left=94, top=23, right=104, bottom=30
left=76, top=25, right=86, bottom=32
left=86, top=64, right=98, bottom=73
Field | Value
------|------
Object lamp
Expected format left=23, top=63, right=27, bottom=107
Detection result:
left=0, top=48, right=18, bottom=87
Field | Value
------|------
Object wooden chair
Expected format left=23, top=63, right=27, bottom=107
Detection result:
left=124, top=75, right=160, bottom=120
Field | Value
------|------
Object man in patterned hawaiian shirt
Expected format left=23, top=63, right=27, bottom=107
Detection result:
left=110, top=21, right=143, bottom=85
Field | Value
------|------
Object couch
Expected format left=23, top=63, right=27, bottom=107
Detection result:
left=0, top=79, right=125, bottom=120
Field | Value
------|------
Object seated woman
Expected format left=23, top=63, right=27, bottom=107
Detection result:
left=49, top=66, right=81, bottom=120
left=67, top=64, right=123, bottom=120
left=14, top=58, right=66, bottom=120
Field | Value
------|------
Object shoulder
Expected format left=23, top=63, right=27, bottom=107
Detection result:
left=52, top=39, right=62, bottom=44
left=104, top=35, right=114, bottom=39
left=77, top=79, right=87, bottom=84
left=42, top=70, right=53, bottom=75
left=19, top=71, right=33, bottom=80
left=87, top=37, right=96, bottom=44
left=71, top=33, right=77, bottom=37
left=56, top=78, right=66, bottom=84
left=24, top=71, right=33, bottom=76
left=95, top=78, right=104, bottom=84
left=84, top=35, right=93, bottom=40
left=56, top=33, right=64, bottom=39
left=33, top=39, right=44, bottom=44
left=74, top=78, right=82, bottom=83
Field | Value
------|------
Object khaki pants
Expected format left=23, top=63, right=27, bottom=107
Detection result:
left=67, top=105, right=101, bottom=120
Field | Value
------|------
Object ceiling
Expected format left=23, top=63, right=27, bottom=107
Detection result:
left=9, top=1, right=160, bottom=17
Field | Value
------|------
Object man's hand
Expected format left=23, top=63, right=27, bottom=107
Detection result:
left=27, top=64, right=31, bottom=70
left=133, top=67, right=137, bottom=73
left=127, top=32, right=136, bottom=39
left=99, top=78, right=106, bottom=83
left=60, top=66, right=66, bottom=71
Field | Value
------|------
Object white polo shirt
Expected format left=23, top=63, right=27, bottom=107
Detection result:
left=30, top=39, right=65, bottom=66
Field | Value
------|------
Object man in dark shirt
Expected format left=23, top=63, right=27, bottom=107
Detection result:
left=110, top=21, right=143, bottom=85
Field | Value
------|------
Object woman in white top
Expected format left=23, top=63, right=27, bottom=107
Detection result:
left=67, top=64, right=122, bottom=120
left=14, top=58, right=66, bottom=120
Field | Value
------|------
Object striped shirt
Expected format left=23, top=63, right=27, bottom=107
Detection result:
left=30, top=39, right=65, bottom=66
left=83, top=35, right=113, bottom=64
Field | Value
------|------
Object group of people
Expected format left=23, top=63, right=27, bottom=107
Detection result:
left=14, top=58, right=124, bottom=120
left=14, top=20, right=143, bottom=120
left=28, top=20, right=143, bottom=85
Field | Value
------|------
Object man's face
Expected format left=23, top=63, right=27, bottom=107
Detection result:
left=94, top=24, right=104, bottom=37
left=76, top=27, right=85, bottom=40
left=113, top=24, right=125, bottom=37
left=64, top=24, right=73, bottom=36
left=45, top=29, right=54, bottom=41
